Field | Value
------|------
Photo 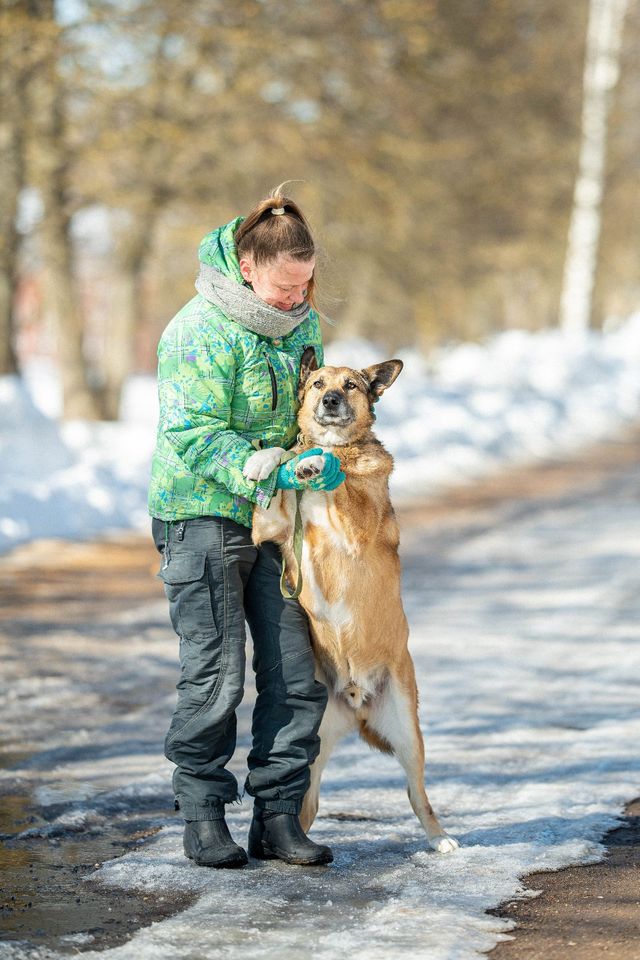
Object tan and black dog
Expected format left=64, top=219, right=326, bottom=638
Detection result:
left=243, top=347, right=458, bottom=854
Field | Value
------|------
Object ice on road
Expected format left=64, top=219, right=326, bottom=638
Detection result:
left=1, top=454, right=639, bottom=959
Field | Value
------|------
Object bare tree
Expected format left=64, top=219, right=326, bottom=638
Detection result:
left=0, top=1, right=28, bottom=374
left=28, top=0, right=101, bottom=418
left=78, top=0, right=266, bottom=417
left=559, top=0, right=630, bottom=334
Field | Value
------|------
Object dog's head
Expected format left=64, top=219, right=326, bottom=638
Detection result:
left=297, top=346, right=403, bottom=446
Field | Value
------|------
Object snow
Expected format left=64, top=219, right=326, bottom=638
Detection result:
left=3, top=314, right=640, bottom=554
left=1, top=448, right=639, bottom=959
left=0, top=368, right=155, bottom=550
left=2, top=316, right=640, bottom=956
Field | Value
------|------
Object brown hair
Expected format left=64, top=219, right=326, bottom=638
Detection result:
left=234, top=183, right=317, bottom=306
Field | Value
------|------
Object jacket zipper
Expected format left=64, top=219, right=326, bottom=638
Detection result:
left=266, top=360, right=278, bottom=411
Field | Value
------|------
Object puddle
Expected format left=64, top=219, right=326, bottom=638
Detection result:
left=0, top=786, right=194, bottom=955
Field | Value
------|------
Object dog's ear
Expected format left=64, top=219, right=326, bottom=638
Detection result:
left=298, top=347, right=318, bottom=400
left=298, top=346, right=319, bottom=396
left=361, top=359, right=403, bottom=398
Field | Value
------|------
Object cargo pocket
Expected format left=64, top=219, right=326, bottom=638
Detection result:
left=159, top=551, right=218, bottom=641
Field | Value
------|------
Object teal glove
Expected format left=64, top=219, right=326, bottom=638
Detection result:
left=276, top=449, right=345, bottom=491
left=306, top=452, right=345, bottom=491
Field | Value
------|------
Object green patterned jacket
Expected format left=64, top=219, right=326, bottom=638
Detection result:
left=147, top=217, right=324, bottom=528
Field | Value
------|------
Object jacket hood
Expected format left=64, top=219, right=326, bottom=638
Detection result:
left=198, top=217, right=245, bottom=285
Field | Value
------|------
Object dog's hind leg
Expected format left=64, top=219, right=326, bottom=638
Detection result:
left=300, top=695, right=358, bottom=832
left=366, top=667, right=459, bottom=854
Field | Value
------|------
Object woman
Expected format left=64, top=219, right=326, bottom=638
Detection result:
left=148, top=187, right=343, bottom=869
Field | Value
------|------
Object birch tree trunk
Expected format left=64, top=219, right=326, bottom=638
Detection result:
left=559, top=0, right=629, bottom=335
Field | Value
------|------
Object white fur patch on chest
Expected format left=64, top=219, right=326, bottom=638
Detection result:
left=318, top=429, right=348, bottom=446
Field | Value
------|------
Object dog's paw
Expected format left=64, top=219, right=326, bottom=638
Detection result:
left=295, top=454, right=325, bottom=480
left=429, top=834, right=459, bottom=854
left=243, top=447, right=285, bottom=481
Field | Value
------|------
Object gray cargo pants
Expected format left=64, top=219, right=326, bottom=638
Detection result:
left=152, top=516, right=327, bottom=821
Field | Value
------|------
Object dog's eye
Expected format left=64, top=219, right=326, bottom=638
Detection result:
left=345, top=380, right=357, bottom=390
left=312, top=379, right=324, bottom=389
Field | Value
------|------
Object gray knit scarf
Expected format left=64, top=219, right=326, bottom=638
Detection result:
left=196, top=262, right=310, bottom=338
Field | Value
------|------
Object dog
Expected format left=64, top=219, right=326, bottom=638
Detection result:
left=243, top=347, right=458, bottom=854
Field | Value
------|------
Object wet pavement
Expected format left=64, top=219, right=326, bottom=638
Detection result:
left=0, top=534, right=193, bottom=953
left=0, top=786, right=192, bottom=954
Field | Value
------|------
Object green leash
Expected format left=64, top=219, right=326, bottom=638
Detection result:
left=280, top=489, right=304, bottom=600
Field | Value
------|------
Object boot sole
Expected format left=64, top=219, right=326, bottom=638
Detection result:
left=186, top=850, right=248, bottom=869
left=248, top=842, right=333, bottom=866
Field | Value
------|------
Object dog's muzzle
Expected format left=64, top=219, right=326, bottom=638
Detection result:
left=315, top=390, right=354, bottom=426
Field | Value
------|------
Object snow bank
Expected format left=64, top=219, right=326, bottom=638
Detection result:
left=2, top=315, right=640, bottom=553
left=0, top=373, right=155, bottom=552
left=334, top=317, right=640, bottom=498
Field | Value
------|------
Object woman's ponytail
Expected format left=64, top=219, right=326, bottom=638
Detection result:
left=235, top=184, right=317, bottom=305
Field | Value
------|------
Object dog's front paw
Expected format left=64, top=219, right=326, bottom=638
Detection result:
left=429, top=834, right=459, bottom=854
left=295, top=454, right=325, bottom=480
left=243, top=447, right=285, bottom=481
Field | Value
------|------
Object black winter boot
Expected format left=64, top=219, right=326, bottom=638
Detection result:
left=183, top=818, right=248, bottom=868
left=248, top=809, right=333, bottom=865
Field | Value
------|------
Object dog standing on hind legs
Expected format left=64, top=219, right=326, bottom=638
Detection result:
left=244, top=347, right=459, bottom=855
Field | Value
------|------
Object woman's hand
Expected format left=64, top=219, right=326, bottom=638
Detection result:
left=276, top=449, right=345, bottom=491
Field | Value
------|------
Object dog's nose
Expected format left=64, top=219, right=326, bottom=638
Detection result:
left=322, top=390, right=342, bottom=410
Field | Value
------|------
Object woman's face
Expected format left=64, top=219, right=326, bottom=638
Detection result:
left=239, top=254, right=315, bottom=311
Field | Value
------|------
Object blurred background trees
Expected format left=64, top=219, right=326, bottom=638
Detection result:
left=1, top=0, right=639, bottom=418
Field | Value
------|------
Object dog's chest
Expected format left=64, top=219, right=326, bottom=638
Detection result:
left=299, top=491, right=354, bottom=555
left=296, top=491, right=355, bottom=628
